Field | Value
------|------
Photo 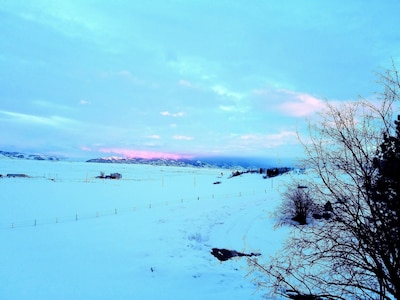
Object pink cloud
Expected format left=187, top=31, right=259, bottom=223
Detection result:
left=253, top=87, right=325, bottom=117
left=279, top=90, right=325, bottom=116
left=98, top=148, right=193, bottom=160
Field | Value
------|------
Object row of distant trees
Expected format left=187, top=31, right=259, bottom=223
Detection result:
left=229, top=167, right=292, bottom=178
left=250, top=64, right=400, bottom=300
left=261, top=167, right=292, bottom=178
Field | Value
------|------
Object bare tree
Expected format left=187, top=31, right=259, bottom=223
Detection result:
left=278, top=186, right=315, bottom=225
left=250, top=65, right=400, bottom=300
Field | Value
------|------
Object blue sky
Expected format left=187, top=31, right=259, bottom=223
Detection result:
left=1, top=1, right=399, bottom=160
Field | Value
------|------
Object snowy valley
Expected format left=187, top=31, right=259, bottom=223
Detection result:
left=0, top=158, right=295, bottom=299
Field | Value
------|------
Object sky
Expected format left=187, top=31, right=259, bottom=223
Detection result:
left=1, top=0, right=399, bottom=161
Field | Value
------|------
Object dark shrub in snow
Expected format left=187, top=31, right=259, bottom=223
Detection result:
left=96, top=172, right=122, bottom=179
left=280, top=186, right=315, bottom=225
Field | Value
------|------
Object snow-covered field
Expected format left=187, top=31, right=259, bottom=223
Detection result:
left=0, top=158, right=294, bottom=299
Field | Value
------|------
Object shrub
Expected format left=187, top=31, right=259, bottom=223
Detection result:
left=279, top=186, right=315, bottom=225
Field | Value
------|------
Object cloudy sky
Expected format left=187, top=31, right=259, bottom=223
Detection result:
left=1, top=1, right=399, bottom=160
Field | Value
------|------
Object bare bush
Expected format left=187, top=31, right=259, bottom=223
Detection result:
left=279, top=186, right=315, bottom=225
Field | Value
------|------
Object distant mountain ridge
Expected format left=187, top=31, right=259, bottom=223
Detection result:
left=86, top=156, right=271, bottom=169
left=0, top=149, right=275, bottom=169
left=0, top=150, right=61, bottom=161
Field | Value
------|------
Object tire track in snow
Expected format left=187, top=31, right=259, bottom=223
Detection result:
left=209, top=199, right=268, bottom=253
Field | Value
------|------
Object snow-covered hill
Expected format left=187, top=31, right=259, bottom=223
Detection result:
left=0, top=150, right=60, bottom=161
left=0, top=158, right=295, bottom=299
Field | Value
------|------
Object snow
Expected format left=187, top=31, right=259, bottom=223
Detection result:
left=0, top=158, right=293, bottom=299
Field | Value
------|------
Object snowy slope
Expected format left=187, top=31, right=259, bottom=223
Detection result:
left=0, top=159, right=293, bottom=299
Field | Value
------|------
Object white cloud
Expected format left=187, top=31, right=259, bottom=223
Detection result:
left=212, top=85, right=250, bottom=114
left=219, top=105, right=249, bottom=113
left=219, top=105, right=235, bottom=112
left=117, top=70, right=143, bottom=82
left=0, top=110, right=79, bottom=128
left=239, top=131, right=298, bottom=148
left=160, top=111, right=185, bottom=117
left=104, top=70, right=147, bottom=85
left=79, top=99, right=90, bottom=105
left=168, top=56, right=218, bottom=81
left=172, top=135, right=193, bottom=141
left=178, top=79, right=194, bottom=88
left=212, top=85, right=244, bottom=100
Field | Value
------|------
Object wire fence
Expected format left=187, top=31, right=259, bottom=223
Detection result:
left=0, top=187, right=283, bottom=231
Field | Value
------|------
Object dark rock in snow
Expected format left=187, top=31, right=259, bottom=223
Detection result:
left=211, top=248, right=261, bottom=261
left=286, top=290, right=323, bottom=300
